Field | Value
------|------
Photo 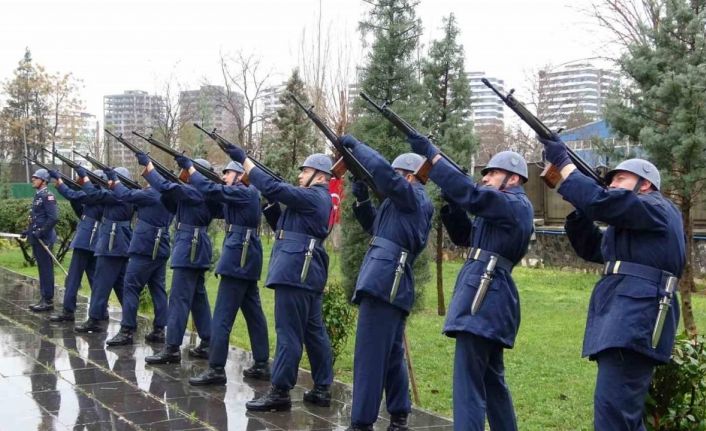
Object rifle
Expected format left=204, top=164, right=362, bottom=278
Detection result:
left=104, top=129, right=183, bottom=184
left=360, top=92, right=468, bottom=183
left=481, top=78, right=605, bottom=188
left=132, top=131, right=224, bottom=185
left=23, top=156, right=81, bottom=190
left=73, top=150, right=141, bottom=189
left=288, top=95, right=381, bottom=197
left=45, top=149, right=109, bottom=188
left=193, top=123, right=284, bottom=184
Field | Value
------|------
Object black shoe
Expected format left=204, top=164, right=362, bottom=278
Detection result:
left=243, top=361, right=271, bottom=381
left=145, top=345, right=181, bottom=365
left=303, top=384, right=331, bottom=407
left=188, top=340, right=209, bottom=359
left=346, top=425, right=374, bottom=431
left=74, top=318, right=102, bottom=333
left=144, top=327, right=165, bottom=343
left=29, top=298, right=54, bottom=312
left=245, top=386, right=292, bottom=411
left=106, top=326, right=134, bottom=346
left=189, top=367, right=226, bottom=386
left=387, top=413, right=409, bottom=431
left=49, top=309, right=74, bottom=322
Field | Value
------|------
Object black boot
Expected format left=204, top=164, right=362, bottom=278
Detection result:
left=303, top=384, right=331, bottom=407
left=74, top=318, right=102, bottom=333
left=242, top=361, right=271, bottom=381
left=144, top=327, right=165, bottom=343
left=106, top=326, right=134, bottom=346
left=188, top=340, right=209, bottom=359
left=188, top=367, right=226, bottom=386
left=29, top=298, right=54, bottom=312
left=145, top=344, right=181, bottom=365
left=245, top=386, right=292, bottom=411
left=387, top=413, right=409, bottom=431
left=345, top=425, right=374, bottom=431
left=49, top=309, right=74, bottom=322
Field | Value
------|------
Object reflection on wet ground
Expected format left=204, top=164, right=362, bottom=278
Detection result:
left=0, top=268, right=452, bottom=430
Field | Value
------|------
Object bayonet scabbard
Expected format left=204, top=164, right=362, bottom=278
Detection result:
left=651, top=276, right=678, bottom=348
left=190, top=228, right=199, bottom=263
left=240, top=229, right=252, bottom=267
left=389, top=251, right=409, bottom=303
left=300, top=238, right=317, bottom=283
left=108, top=223, right=116, bottom=252
left=152, top=228, right=163, bottom=260
left=471, top=255, right=498, bottom=315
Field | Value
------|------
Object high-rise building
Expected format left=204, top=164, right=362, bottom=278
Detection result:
left=537, top=61, right=620, bottom=130
left=51, top=111, right=98, bottom=165
left=103, top=90, right=164, bottom=166
left=179, top=85, right=243, bottom=134
left=468, top=72, right=505, bottom=130
left=260, top=82, right=286, bottom=122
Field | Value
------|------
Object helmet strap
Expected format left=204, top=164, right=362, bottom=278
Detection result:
left=500, top=173, right=510, bottom=191
left=633, top=177, right=644, bottom=193
left=305, top=169, right=319, bottom=188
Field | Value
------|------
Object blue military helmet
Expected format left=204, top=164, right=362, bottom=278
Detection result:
left=92, top=169, right=108, bottom=181
left=391, top=153, right=425, bottom=173
left=31, top=168, right=50, bottom=182
left=299, top=153, right=333, bottom=175
left=193, top=158, right=213, bottom=172
left=114, top=167, right=131, bottom=181
left=481, top=151, right=528, bottom=183
left=606, top=158, right=661, bottom=191
left=222, top=160, right=244, bottom=174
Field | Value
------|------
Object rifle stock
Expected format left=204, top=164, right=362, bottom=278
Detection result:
left=73, top=150, right=140, bottom=189
left=23, top=156, right=81, bottom=190
left=104, top=129, right=183, bottom=184
left=45, top=149, right=108, bottom=188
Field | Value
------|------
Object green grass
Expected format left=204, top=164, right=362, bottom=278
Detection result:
left=2, top=240, right=706, bottom=430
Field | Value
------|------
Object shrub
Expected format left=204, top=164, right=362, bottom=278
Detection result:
left=322, top=280, right=357, bottom=365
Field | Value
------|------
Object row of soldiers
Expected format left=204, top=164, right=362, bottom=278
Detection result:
left=23, top=129, right=684, bottom=431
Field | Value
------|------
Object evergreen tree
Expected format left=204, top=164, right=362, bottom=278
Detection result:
left=341, top=0, right=430, bottom=306
left=603, top=0, right=706, bottom=336
left=421, top=13, right=476, bottom=315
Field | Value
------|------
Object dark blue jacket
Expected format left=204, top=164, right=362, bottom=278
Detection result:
left=112, top=183, right=173, bottom=260
left=432, top=158, right=534, bottom=348
left=560, top=170, right=685, bottom=363
left=143, top=169, right=219, bottom=269
left=27, top=186, right=58, bottom=246
left=248, top=167, right=331, bottom=292
left=56, top=182, right=103, bottom=252
left=349, top=144, right=433, bottom=314
left=82, top=182, right=134, bottom=258
left=190, top=171, right=263, bottom=281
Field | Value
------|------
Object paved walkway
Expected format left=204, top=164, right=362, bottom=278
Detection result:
left=0, top=268, right=452, bottom=430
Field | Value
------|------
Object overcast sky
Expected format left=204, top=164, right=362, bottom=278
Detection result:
left=0, top=0, right=617, bottom=117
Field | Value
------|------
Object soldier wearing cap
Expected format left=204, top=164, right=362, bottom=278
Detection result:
left=104, top=167, right=173, bottom=346
left=136, top=154, right=221, bottom=364
left=407, top=134, right=534, bottom=431
left=72, top=166, right=135, bottom=333
left=47, top=169, right=104, bottom=322
left=339, top=136, right=433, bottom=431
left=25, top=168, right=59, bottom=312
left=182, top=158, right=270, bottom=386
left=223, top=144, right=334, bottom=411
left=539, top=134, right=685, bottom=430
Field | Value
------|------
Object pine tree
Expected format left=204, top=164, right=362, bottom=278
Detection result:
left=420, top=13, right=476, bottom=315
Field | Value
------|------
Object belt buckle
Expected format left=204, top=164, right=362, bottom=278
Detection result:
left=277, top=230, right=284, bottom=240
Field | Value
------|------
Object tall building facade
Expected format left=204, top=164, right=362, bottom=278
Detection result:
left=103, top=90, right=164, bottom=166
left=468, top=71, right=505, bottom=129
left=179, top=85, right=243, bottom=133
left=537, top=61, right=620, bottom=130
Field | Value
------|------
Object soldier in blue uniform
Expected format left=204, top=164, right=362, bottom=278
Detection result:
left=104, top=168, right=173, bottom=346
left=181, top=158, right=270, bottom=385
left=73, top=166, right=134, bottom=333
left=224, top=144, right=334, bottom=412
left=539, top=135, right=685, bottom=431
left=25, top=169, right=59, bottom=312
left=48, top=170, right=103, bottom=322
left=407, top=134, right=534, bottom=431
left=137, top=153, right=218, bottom=364
left=340, top=136, right=434, bottom=431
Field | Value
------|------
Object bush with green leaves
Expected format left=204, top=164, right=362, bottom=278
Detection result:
left=322, top=280, right=357, bottom=365
left=645, top=334, right=706, bottom=430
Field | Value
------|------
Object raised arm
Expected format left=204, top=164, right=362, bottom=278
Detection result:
left=440, top=201, right=472, bottom=247
left=565, top=210, right=604, bottom=264
left=143, top=169, right=204, bottom=204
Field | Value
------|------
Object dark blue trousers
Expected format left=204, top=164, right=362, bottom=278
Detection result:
left=31, top=241, right=55, bottom=300
left=351, top=296, right=410, bottom=426
left=594, top=349, right=655, bottom=431
left=120, top=255, right=168, bottom=330
left=62, top=249, right=96, bottom=312
left=209, top=276, right=269, bottom=368
left=453, top=332, right=518, bottom=431
left=165, top=268, right=212, bottom=347
left=270, top=285, right=333, bottom=390
left=87, top=256, right=127, bottom=320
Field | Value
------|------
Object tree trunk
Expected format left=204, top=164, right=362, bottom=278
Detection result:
left=435, top=215, right=446, bottom=316
left=679, top=199, right=698, bottom=338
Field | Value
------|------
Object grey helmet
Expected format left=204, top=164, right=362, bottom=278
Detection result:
left=606, top=158, right=661, bottom=191
left=299, top=153, right=333, bottom=175
left=482, top=151, right=528, bottom=183
left=223, top=160, right=244, bottom=174
left=193, top=158, right=213, bottom=172
left=391, top=153, right=425, bottom=173
left=114, top=167, right=131, bottom=181
left=31, top=168, right=50, bottom=182
left=92, top=169, right=107, bottom=181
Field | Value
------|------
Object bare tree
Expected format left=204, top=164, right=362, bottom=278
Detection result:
left=47, top=72, right=83, bottom=164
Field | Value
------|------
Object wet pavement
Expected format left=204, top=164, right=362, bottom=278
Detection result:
left=0, top=268, right=452, bottom=430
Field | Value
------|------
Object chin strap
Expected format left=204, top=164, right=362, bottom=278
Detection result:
left=499, top=173, right=510, bottom=191
left=633, top=177, right=644, bottom=193
left=304, top=169, right=319, bottom=188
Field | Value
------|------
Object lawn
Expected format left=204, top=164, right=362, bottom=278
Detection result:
left=1, top=238, right=705, bottom=430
